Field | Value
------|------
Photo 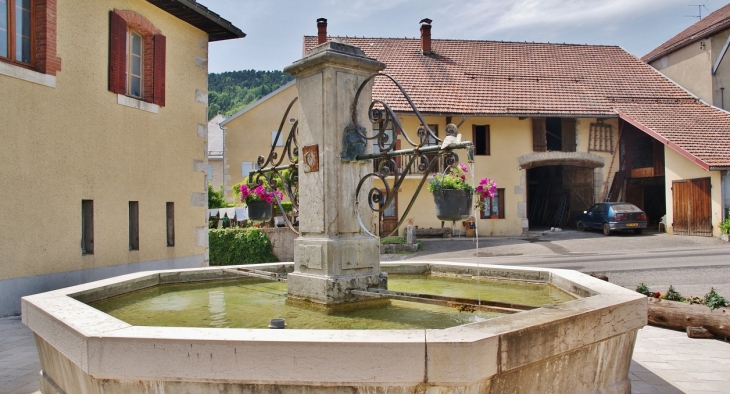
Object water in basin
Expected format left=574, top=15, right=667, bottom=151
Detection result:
left=88, top=274, right=574, bottom=330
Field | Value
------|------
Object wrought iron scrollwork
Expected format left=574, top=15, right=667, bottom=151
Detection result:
left=350, top=73, right=474, bottom=238
left=247, top=97, right=301, bottom=234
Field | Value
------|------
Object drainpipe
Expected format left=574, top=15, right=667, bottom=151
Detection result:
left=721, top=87, right=725, bottom=110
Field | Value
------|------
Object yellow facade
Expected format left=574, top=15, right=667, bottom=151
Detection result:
left=373, top=116, right=616, bottom=237
left=648, top=31, right=730, bottom=110
left=0, top=0, right=221, bottom=316
left=663, top=148, right=723, bottom=236
left=222, top=82, right=299, bottom=201
left=649, top=40, right=713, bottom=104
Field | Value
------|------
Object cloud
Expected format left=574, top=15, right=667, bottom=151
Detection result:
left=438, top=0, right=689, bottom=39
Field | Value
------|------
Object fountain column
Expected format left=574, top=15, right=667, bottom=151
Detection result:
left=283, top=41, right=386, bottom=306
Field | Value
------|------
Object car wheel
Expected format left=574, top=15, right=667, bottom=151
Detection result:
left=603, top=223, right=611, bottom=236
left=634, top=228, right=643, bottom=235
left=576, top=221, right=586, bottom=231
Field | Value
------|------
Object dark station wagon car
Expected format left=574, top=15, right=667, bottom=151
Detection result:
left=576, top=202, right=647, bottom=235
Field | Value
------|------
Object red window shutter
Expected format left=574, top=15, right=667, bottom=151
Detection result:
left=153, top=34, right=167, bottom=106
left=109, top=11, right=127, bottom=94
left=532, top=118, right=547, bottom=152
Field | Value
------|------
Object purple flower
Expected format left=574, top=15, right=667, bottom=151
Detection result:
left=459, top=163, right=468, bottom=173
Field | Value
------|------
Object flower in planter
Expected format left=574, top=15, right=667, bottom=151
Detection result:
left=427, top=163, right=473, bottom=193
left=240, top=184, right=283, bottom=205
left=475, top=177, right=497, bottom=199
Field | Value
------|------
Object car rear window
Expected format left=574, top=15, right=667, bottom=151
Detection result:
left=612, top=204, right=641, bottom=213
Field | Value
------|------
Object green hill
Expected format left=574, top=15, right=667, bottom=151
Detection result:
left=208, top=70, right=293, bottom=120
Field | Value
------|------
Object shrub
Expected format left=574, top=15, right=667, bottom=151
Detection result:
left=209, top=228, right=277, bottom=266
left=704, top=287, right=729, bottom=310
left=720, top=218, right=730, bottom=235
left=208, top=184, right=227, bottom=209
left=664, top=285, right=682, bottom=302
left=636, top=283, right=651, bottom=296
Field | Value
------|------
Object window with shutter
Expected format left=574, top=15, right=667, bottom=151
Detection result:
left=480, top=188, right=505, bottom=219
left=532, top=118, right=547, bottom=152
left=0, top=0, right=61, bottom=75
left=109, top=10, right=165, bottom=106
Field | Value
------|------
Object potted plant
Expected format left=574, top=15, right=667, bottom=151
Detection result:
left=428, top=163, right=473, bottom=221
left=239, top=184, right=283, bottom=223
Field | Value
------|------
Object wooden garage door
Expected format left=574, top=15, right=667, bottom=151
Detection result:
left=672, top=178, right=712, bottom=236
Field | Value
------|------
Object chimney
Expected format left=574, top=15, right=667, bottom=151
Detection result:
left=317, top=18, right=328, bottom=45
left=420, top=18, right=432, bottom=55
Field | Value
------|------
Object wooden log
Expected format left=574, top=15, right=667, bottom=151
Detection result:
left=647, top=297, right=730, bottom=340
left=686, top=326, right=714, bottom=339
left=415, top=227, right=452, bottom=238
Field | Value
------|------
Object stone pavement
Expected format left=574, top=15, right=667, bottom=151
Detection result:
left=2, top=315, right=729, bottom=394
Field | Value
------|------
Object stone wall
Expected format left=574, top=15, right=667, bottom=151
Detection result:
left=262, top=228, right=297, bottom=262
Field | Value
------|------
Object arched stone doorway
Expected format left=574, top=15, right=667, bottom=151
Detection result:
left=517, top=152, right=605, bottom=230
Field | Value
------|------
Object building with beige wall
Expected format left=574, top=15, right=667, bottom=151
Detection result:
left=221, top=81, right=298, bottom=201
left=644, top=4, right=730, bottom=225
left=0, top=0, right=244, bottom=317
left=230, top=19, right=730, bottom=240
left=207, top=113, right=225, bottom=190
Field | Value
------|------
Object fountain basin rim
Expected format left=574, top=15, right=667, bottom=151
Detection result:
left=21, top=261, right=646, bottom=387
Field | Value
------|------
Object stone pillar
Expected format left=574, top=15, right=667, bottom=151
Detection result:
left=283, top=41, right=386, bottom=306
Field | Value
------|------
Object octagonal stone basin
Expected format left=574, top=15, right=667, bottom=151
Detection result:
left=21, top=261, right=647, bottom=394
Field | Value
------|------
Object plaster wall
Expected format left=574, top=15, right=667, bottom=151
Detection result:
left=649, top=40, right=713, bottom=104
left=0, top=0, right=210, bottom=316
left=664, top=147, right=723, bottom=236
left=208, top=159, right=224, bottom=190
left=710, top=30, right=730, bottom=110
left=223, top=84, right=299, bottom=200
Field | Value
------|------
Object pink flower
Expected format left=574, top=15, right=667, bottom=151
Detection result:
left=461, top=175, right=466, bottom=180
left=265, top=195, right=273, bottom=204
left=476, top=178, right=497, bottom=199
left=239, top=184, right=250, bottom=199
left=459, top=163, right=468, bottom=173
left=275, top=190, right=284, bottom=200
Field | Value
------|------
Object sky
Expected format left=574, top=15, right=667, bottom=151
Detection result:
left=200, top=0, right=726, bottom=73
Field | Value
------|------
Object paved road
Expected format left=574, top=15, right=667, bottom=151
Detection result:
left=386, top=229, right=730, bottom=297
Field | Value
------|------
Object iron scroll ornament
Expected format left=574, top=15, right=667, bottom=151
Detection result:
left=349, top=73, right=475, bottom=238
left=247, top=97, right=301, bottom=235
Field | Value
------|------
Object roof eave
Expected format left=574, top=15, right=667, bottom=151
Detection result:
left=644, top=20, right=730, bottom=63
left=145, top=0, right=245, bottom=42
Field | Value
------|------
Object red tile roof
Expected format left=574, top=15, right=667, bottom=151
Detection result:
left=303, top=36, right=730, bottom=168
left=643, top=4, right=730, bottom=63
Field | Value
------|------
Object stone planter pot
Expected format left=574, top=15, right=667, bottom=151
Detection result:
left=247, top=201, right=273, bottom=222
left=433, top=189, right=472, bottom=222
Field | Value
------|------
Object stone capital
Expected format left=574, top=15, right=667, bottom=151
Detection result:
left=284, top=40, right=385, bottom=79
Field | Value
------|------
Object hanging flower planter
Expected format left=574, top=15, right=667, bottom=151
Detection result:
left=239, top=183, right=283, bottom=223
left=433, top=189, right=473, bottom=221
left=247, top=200, right=273, bottom=222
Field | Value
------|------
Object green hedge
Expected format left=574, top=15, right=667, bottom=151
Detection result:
left=209, top=228, right=278, bottom=266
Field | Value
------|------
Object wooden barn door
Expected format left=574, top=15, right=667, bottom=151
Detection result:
left=672, top=178, right=712, bottom=236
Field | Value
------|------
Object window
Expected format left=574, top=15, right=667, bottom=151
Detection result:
left=127, top=30, right=142, bottom=98
left=1, top=0, right=31, bottom=64
left=0, top=0, right=60, bottom=74
left=589, top=122, right=613, bottom=152
left=81, top=200, right=94, bottom=255
left=480, top=188, right=505, bottom=219
left=109, top=10, right=166, bottom=105
left=472, top=125, right=490, bottom=155
left=129, top=201, right=139, bottom=250
left=241, top=161, right=259, bottom=177
left=271, top=130, right=284, bottom=147
left=166, top=202, right=174, bottom=247
left=207, top=164, right=212, bottom=180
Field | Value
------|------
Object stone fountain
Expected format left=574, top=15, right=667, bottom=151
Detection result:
left=22, top=41, right=647, bottom=394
